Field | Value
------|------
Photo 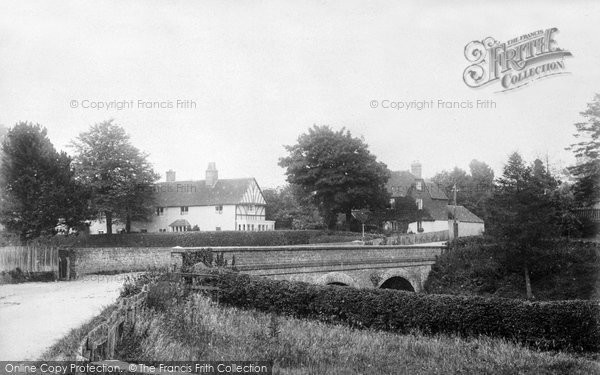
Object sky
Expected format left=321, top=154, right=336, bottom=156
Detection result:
left=1, top=0, right=599, bottom=189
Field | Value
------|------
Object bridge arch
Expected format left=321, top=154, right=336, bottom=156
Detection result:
left=318, top=272, right=358, bottom=288
left=379, top=276, right=415, bottom=292
left=377, top=270, right=418, bottom=292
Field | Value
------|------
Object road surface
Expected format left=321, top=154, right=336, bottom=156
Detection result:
left=0, top=274, right=129, bottom=360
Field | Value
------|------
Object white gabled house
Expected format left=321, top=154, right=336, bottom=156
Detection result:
left=89, top=163, right=275, bottom=233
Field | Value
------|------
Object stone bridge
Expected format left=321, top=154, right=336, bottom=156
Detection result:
left=171, top=244, right=446, bottom=292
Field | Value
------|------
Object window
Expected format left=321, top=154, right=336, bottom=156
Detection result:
left=216, top=226, right=221, bottom=231
left=416, top=181, right=422, bottom=191
left=416, top=198, right=423, bottom=210
left=238, top=224, right=241, bottom=231
left=215, top=205, right=223, bottom=214
left=98, top=230, right=105, bottom=234
left=180, top=206, right=189, bottom=215
left=156, top=207, right=164, bottom=216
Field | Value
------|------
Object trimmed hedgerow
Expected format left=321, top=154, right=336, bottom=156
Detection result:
left=47, top=230, right=322, bottom=248
left=215, top=273, right=600, bottom=352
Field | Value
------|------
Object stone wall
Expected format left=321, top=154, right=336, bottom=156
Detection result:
left=68, top=247, right=174, bottom=277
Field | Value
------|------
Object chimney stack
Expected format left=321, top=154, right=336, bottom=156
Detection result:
left=410, top=161, right=422, bottom=179
left=166, top=169, right=176, bottom=182
left=206, top=162, right=218, bottom=187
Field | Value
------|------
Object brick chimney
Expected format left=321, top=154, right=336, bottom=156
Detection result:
left=206, top=162, right=218, bottom=187
left=410, top=161, right=422, bottom=178
left=166, top=169, right=176, bottom=182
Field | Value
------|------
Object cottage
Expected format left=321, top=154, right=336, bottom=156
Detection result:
left=89, top=163, right=275, bottom=233
left=385, top=161, right=485, bottom=238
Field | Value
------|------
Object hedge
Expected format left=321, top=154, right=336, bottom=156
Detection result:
left=215, top=273, right=600, bottom=352
left=43, top=230, right=324, bottom=248
left=26, top=230, right=380, bottom=248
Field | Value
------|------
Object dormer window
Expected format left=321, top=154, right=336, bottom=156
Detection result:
left=416, top=181, right=422, bottom=191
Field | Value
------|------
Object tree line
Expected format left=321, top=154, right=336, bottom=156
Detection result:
left=0, top=94, right=598, bottom=243
left=0, top=120, right=158, bottom=239
left=268, top=95, right=599, bottom=239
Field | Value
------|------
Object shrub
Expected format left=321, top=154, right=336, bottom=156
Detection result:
left=215, top=273, right=600, bottom=352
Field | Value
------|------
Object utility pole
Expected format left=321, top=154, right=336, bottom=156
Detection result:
left=452, top=184, right=458, bottom=246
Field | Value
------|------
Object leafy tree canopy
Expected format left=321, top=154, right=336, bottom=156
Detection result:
left=566, top=93, right=600, bottom=207
left=263, top=184, right=323, bottom=229
left=431, top=160, right=494, bottom=220
left=0, top=122, right=89, bottom=239
left=279, top=125, right=390, bottom=229
left=70, top=120, right=159, bottom=234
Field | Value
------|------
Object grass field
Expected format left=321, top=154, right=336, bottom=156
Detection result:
left=114, top=294, right=600, bottom=375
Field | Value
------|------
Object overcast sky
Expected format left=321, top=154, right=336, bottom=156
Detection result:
left=1, top=0, right=599, bottom=188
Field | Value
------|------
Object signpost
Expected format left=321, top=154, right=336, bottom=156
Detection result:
left=351, top=209, right=371, bottom=241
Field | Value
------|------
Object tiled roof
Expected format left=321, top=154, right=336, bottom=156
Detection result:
left=447, top=205, right=484, bottom=223
left=169, top=219, right=191, bottom=227
left=425, top=182, right=448, bottom=200
left=386, top=171, right=416, bottom=197
left=386, top=170, right=448, bottom=200
left=421, top=200, right=449, bottom=221
left=154, top=178, right=254, bottom=207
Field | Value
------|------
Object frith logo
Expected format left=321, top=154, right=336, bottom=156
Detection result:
left=463, top=28, right=572, bottom=92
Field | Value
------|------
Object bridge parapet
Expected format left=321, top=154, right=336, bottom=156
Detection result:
left=171, top=244, right=445, bottom=292
left=172, top=244, right=444, bottom=269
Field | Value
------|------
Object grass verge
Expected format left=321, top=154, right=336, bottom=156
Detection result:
left=118, top=293, right=600, bottom=375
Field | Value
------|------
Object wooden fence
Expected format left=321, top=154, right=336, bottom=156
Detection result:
left=0, top=245, right=58, bottom=273
left=574, top=208, right=600, bottom=222
left=76, top=285, right=149, bottom=361
left=387, top=230, right=449, bottom=245
left=76, top=273, right=219, bottom=361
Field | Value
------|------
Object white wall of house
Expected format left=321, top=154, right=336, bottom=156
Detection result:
left=407, top=220, right=448, bottom=233
left=131, top=205, right=237, bottom=232
left=448, top=221, right=485, bottom=239
left=130, top=204, right=275, bottom=232
left=88, top=218, right=125, bottom=234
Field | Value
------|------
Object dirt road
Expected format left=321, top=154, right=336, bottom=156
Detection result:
left=0, top=274, right=130, bottom=360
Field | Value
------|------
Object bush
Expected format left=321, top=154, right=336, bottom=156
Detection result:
left=215, top=273, right=600, bottom=352
left=426, top=238, right=600, bottom=301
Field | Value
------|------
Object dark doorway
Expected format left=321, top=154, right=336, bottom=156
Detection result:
left=58, top=249, right=70, bottom=280
left=379, top=277, right=415, bottom=292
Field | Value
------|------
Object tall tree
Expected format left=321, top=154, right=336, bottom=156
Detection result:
left=488, top=152, right=560, bottom=299
left=70, top=120, right=159, bottom=234
left=566, top=93, right=600, bottom=207
left=0, top=122, right=89, bottom=239
left=432, top=160, right=495, bottom=220
left=279, top=126, right=390, bottom=229
left=431, top=167, right=470, bottom=204
left=467, top=159, right=495, bottom=219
